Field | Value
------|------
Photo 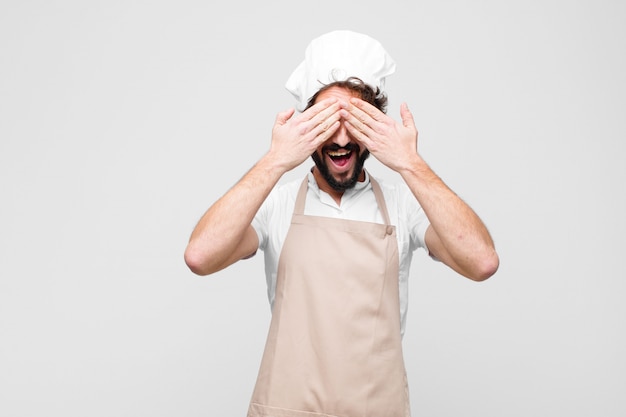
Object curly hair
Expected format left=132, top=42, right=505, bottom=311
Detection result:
left=304, top=77, right=388, bottom=113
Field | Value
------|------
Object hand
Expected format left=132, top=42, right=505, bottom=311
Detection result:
left=341, top=98, right=420, bottom=172
left=267, top=98, right=342, bottom=172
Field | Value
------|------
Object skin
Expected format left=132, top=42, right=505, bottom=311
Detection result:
left=184, top=87, right=499, bottom=281
left=310, top=88, right=368, bottom=202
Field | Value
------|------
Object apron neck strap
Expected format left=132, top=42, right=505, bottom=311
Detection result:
left=370, top=175, right=392, bottom=226
left=294, top=171, right=392, bottom=226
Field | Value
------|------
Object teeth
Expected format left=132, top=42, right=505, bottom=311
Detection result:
left=327, top=150, right=350, bottom=157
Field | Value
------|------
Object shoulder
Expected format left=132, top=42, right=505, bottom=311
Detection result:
left=258, top=176, right=301, bottom=216
left=253, top=177, right=301, bottom=245
left=370, top=173, right=430, bottom=250
left=370, top=173, right=426, bottom=225
left=371, top=174, right=415, bottom=206
left=268, top=177, right=301, bottom=202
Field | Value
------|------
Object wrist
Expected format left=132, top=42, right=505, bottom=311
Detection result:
left=397, top=153, right=429, bottom=177
left=258, top=151, right=291, bottom=179
left=398, top=154, right=445, bottom=194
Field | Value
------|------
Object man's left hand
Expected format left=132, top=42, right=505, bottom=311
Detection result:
left=340, top=98, right=419, bottom=172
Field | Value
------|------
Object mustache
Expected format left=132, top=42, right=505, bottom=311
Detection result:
left=322, top=143, right=360, bottom=153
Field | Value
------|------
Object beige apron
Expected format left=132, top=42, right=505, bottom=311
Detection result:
left=248, top=174, right=410, bottom=417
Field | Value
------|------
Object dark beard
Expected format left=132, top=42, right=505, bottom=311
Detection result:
left=311, top=144, right=370, bottom=192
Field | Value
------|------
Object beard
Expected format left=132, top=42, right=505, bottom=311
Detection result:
left=311, top=143, right=370, bottom=192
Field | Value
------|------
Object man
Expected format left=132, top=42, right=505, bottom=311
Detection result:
left=185, top=30, right=499, bottom=417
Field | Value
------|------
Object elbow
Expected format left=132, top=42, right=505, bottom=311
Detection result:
left=468, top=250, right=500, bottom=282
left=184, top=244, right=215, bottom=276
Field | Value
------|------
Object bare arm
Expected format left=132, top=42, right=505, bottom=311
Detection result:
left=184, top=158, right=280, bottom=275
left=341, top=99, right=499, bottom=281
left=400, top=158, right=499, bottom=281
left=184, top=98, right=343, bottom=275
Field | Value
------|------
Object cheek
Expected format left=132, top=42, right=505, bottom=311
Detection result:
left=311, top=147, right=324, bottom=160
left=315, top=137, right=333, bottom=154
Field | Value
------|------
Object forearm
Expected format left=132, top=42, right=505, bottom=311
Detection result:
left=184, top=154, right=286, bottom=275
left=341, top=99, right=498, bottom=279
left=399, top=155, right=499, bottom=280
left=184, top=99, right=343, bottom=275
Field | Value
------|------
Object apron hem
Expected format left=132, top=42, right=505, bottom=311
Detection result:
left=248, top=402, right=343, bottom=417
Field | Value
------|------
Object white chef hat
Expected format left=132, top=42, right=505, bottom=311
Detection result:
left=285, top=30, right=396, bottom=111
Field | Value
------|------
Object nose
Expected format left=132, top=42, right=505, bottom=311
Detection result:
left=331, top=122, right=352, bottom=147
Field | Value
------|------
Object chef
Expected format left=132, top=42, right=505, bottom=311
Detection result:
left=185, top=30, right=499, bottom=417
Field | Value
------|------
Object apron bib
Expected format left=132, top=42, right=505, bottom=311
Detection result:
left=248, top=174, right=410, bottom=417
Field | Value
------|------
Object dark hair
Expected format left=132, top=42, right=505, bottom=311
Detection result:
left=305, top=77, right=388, bottom=113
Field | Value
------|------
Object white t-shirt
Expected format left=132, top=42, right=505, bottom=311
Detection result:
left=252, top=170, right=431, bottom=336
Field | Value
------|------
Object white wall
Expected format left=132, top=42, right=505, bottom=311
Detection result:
left=1, top=0, right=624, bottom=416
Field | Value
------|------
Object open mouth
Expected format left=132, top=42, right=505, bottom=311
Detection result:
left=324, top=144, right=358, bottom=169
left=312, top=143, right=368, bottom=191
left=327, top=148, right=353, bottom=167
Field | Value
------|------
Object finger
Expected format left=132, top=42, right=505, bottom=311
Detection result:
left=346, top=102, right=387, bottom=137
left=345, top=103, right=373, bottom=130
left=340, top=108, right=372, bottom=137
left=400, top=103, right=416, bottom=129
left=275, top=108, right=295, bottom=125
left=314, top=100, right=342, bottom=124
left=343, top=120, right=373, bottom=149
left=301, top=97, right=338, bottom=121
left=313, top=120, right=341, bottom=145
left=305, top=101, right=342, bottom=135
left=311, top=110, right=342, bottom=140
left=349, top=97, right=384, bottom=122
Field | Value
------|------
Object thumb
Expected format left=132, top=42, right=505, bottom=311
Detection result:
left=400, top=103, right=415, bottom=129
left=275, top=108, right=295, bottom=125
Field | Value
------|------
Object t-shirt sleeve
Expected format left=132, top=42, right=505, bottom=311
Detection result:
left=251, top=181, right=297, bottom=255
left=400, top=184, right=431, bottom=253
left=252, top=190, right=274, bottom=252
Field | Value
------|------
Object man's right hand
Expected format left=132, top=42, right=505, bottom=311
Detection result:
left=265, top=98, right=343, bottom=173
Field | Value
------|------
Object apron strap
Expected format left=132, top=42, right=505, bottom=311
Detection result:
left=293, top=171, right=392, bottom=226
left=294, top=175, right=309, bottom=215
left=369, top=176, right=392, bottom=226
